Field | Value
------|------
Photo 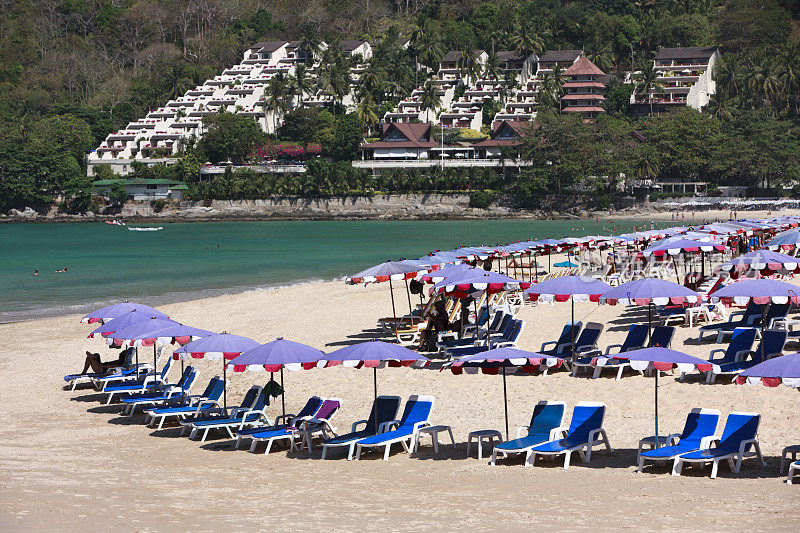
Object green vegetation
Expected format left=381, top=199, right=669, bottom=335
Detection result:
left=0, top=0, right=798, bottom=212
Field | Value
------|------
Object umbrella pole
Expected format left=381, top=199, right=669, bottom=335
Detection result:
left=373, top=367, right=379, bottom=434
left=389, top=280, right=400, bottom=343
left=502, top=365, right=509, bottom=440
left=222, top=357, right=227, bottom=411
left=534, top=253, right=538, bottom=282
left=761, top=303, right=767, bottom=362
left=570, top=296, right=576, bottom=363
left=135, top=347, right=140, bottom=379
left=404, top=277, right=413, bottom=315
left=654, top=368, right=660, bottom=449
left=648, top=303, right=653, bottom=345
left=280, top=367, right=286, bottom=418
left=548, top=252, right=551, bottom=272
left=701, top=251, right=705, bottom=280
left=153, top=343, right=158, bottom=391
left=672, top=256, right=680, bottom=284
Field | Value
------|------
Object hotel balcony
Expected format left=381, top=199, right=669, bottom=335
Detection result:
left=107, top=131, right=138, bottom=141
left=226, top=86, right=255, bottom=95
left=208, top=97, right=236, bottom=106
left=150, top=131, right=184, bottom=141
left=207, top=77, right=237, bottom=86
left=237, top=108, right=266, bottom=117
left=147, top=109, right=177, bottom=119
left=188, top=108, right=221, bottom=117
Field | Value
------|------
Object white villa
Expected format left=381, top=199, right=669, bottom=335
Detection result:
left=631, top=46, right=720, bottom=114
left=88, top=40, right=371, bottom=175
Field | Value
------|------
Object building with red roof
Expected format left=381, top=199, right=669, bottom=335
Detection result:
left=560, top=56, right=607, bottom=118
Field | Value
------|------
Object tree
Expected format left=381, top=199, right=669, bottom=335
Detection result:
left=419, top=79, right=441, bottom=122
left=457, top=47, right=481, bottom=81
left=323, top=113, right=362, bottom=162
left=197, top=112, right=265, bottom=164
left=260, top=72, right=293, bottom=131
left=297, top=29, right=323, bottom=65
left=291, top=63, right=314, bottom=105
left=278, top=108, right=333, bottom=149
left=510, top=21, right=545, bottom=59
left=356, top=94, right=379, bottom=136
left=635, top=62, right=663, bottom=115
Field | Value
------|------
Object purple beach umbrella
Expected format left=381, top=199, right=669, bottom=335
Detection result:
left=87, top=310, right=174, bottom=339
left=736, top=353, right=800, bottom=388
left=81, top=301, right=168, bottom=324
left=104, top=317, right=185, bottom=389
left=174, top=333, right=261, bottom=409
left=229, top=338, right=326, bottom=416
left=617, top=347, right=713, bottom=448
left=443, top=347, right=564, bottom=438
left=719, top=250, right=800, bottom=275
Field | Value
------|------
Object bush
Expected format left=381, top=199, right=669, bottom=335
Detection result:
left=151, top=199, right=167, bottom=212
left=469, top=190, right=496, bottom=208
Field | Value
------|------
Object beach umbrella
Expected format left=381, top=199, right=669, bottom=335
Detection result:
left=228, top=338, right=325, bottom=417
left=719, top=250, right=800, bottom=276
left=710, top=279, right=800, bottom=362
left=81, top=301, right=168, bottom=324
left=600, top=278, right=701, bottom=342
left=420, top=263, right=472, bottom=284
left=432, top=269, right=529, bottom=348
left=643, top=238, right=726, bottom=282
left=736, top=353, right=800, bottom=387
left=104, top=318, right=184, bottom=389
left=347, top=260, right=431, bottom=340
left=524, top=276, right=612, bottom=362
left=89, top=313, right=178, bottom=377
left=553, top=260, right=578, bottom=268
left=442, top=347, right=563, bottom=439
left=765, top=228, right=800, bottom=251
left=619, top=347, right=713, bottom=448
left=173, top=333, right=261, bottom=410
left=321, top=340, right=429, bottom=431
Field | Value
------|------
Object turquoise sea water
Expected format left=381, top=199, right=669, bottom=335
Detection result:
left=0, top=219, right=668, bottom=322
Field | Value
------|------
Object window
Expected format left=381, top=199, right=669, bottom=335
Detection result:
left=384, top=127, right=408, bottom=141
left=146, top=184, right=158, bottom=190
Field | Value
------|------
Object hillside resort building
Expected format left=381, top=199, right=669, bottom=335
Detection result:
left=88, top=42, right=719, bottom=177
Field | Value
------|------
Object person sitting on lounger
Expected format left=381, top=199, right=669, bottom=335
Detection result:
left=78, top=350, right=127, bottom=376
left=420, top=300, right=456, bottom=351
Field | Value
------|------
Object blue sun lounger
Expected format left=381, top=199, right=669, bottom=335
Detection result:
left=64, top=363, right=151, bottom=391
left=445, top=321, right=525, bottom=359
left=672, top=411, right=765, bottom=478
left=184, top=386, right=272, bottom=442
left=571, top=324, right=648, bottom=378
left=539, top=322, right=583, bottom=357
left=179, top=385, right=262, bottom=433
left=143, top=376, right=225, bottom=429
left=119, top=367, right=198, bottom=415
left=355, top=395, right=435, bottom=461
left=91, top=351, right=172, bottom=391
left=706, top=329, right=786, bottom=383
left=637, top=408, right=721, bottom=472
left=789, top=460, right=800, bottom=484
left=526, top=401, right=612, bottom=469
left=490, top=401, right=566, bottom=465
left=591, top=326, right=674, bottom=380
left=233, top=395, right=325, bottom=449
left=247, top=398, right=342, bottom=454
left=698, top=302, right=761, bottom=342
left=98, top=357, right=175, bottom=403
left=322, top=395, right=402, bottom=460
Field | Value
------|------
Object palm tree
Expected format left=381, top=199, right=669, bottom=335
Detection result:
left=636, top=148, right=661, bottom=183
left=749, top=62, right=781, bottom=116
left=635, top=62, right=663, bottom=115
left=484, top=50, right=501, bottom=81
left=537, top=72, right=560, bottom=113
left=416, top=23, right=444, bottom=71
left=510, top=21, right=545, bottom=59
left=706, top=91, right=738, bottom=122
left=419, top=79, right=441, bottom=122
left=291, top=62, right=314, bottom=106
left=457, top=46, right=481, bottom=82
left=260, top=72, right=292, bottom=133
left=316, top=49, right=350, bottom=115
left=297, top=30, right=323, bottom=65
left=356, top=94, right=379, bottom=136
left=498, top=69, right=519, bottom=103
left=358, top=61, right=388, bottom=103
left=586, top=39, right=613, bottom=73
left=713, top=53, right=744, bottom=99
left=777, top=41, right=800, bottom=117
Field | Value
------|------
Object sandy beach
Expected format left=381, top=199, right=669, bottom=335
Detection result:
left=2, top=274, right=799, bottom=531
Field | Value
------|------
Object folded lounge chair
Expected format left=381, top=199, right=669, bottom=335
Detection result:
left=185, top=387, right=271, bottom=442
left=526, top=401, right=612, bottom=469
left=355, top=395, right=435, bottom=461
left=119, top=367, right=198, bottom=416
left=698, top=302, right=761, bottom=342
left=706, top=329, right=786, bottom=383
left=789, top=460, right=800, bottom=485
left=322, top=395, right=402, bottom=460
left=490, top=401, right=566, bottom=466
left=444, top=321, right=525, bottom=359
left=144, top=376, right=225, bottom=429
left=91, top=349, right=171, bottom=390
left=247, top=398, right=341, bottom=455
left=96, top=357, right=174, bottom=403
left=672, top=412, right=765, bottom=478
left=637, top=408, right=721, bottom=472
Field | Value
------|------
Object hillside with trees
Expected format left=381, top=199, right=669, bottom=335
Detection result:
left=0, top=0, right=799, bottom=211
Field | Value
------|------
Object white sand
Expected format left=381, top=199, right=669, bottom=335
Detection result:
left=1, top=276, right=799, bottom=531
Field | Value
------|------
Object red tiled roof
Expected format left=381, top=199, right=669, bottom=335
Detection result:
left=562, top=81, right=605, bottom=88
left=472, top=138, right=521, bottom=147
left=360, top=141, right=437, bottom=148
left=561, top=94, right=606, bottom=101
left=380, top=122, right=432, bottom=143
left=563, top=56, right=605, bottom=77
left=562, top=106, right=605, bottom=113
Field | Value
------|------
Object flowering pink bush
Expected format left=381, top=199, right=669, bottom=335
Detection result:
left=251, top=142, right=322, bottom=160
